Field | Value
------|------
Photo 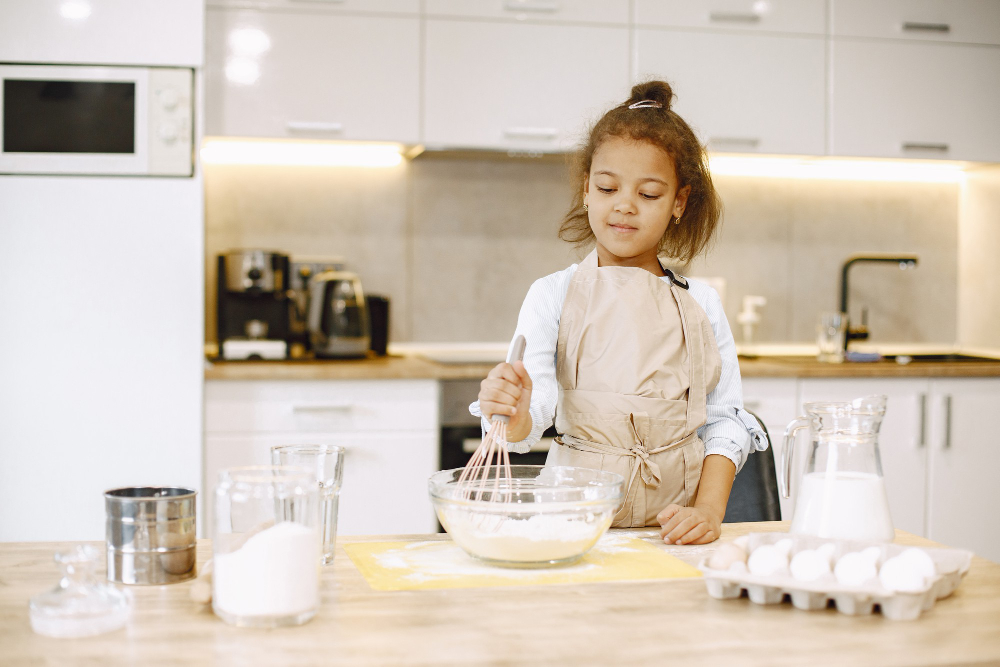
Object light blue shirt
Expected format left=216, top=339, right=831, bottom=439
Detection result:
left=470, top=262, right=769, bottom=473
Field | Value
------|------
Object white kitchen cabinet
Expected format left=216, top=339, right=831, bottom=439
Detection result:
left=830, top=40, right=1000, bottom=162
left=635, top=0, right=826, bottom=35
left=925, top=379, right=1000, bottom=562
left=832, top=0, right=1000, bottom=46
left=799, top=378, right=931, bottom=540
left=634, top=29, right=826, bottom=156
left=422, top=19, right=628, bottom=151
left=204, top=380, right=440, bottom=536
left=204, top=7, right=420, bottom=142
left=742, top=378, right=799, bottom=519
left=206, top=0, right=420, bottom=15
left=425, top=0, right=628, bottom=25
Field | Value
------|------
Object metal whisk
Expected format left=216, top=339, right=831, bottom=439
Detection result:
left=457, top=334, right=526, bottom=503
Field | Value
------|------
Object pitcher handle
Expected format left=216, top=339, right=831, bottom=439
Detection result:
left=779, top=417, right=810, bottom=499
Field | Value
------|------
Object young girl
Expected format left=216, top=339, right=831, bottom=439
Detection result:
left=472, top=80, right=767, bottom=546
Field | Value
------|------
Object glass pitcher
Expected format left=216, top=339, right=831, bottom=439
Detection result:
left=780, top=395, right=895, bottom=542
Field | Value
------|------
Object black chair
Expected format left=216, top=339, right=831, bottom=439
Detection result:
left=723, top=411, right=782, bottom=523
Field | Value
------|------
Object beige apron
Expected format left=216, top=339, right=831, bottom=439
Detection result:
left=545, top=250, right=722, bottom=527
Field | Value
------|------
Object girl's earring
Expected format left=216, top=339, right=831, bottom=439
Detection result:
left=674, top=215, right=682, bottom=225
left=583, top=202, right=589, bottom=211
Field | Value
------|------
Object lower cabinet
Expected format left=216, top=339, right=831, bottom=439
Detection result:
left=925, top=379, right=1000, bottom=563
left=204, top=379, right=440, bottom=536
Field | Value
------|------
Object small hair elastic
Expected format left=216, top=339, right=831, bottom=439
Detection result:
left=628, top=100, right=663, bottom=109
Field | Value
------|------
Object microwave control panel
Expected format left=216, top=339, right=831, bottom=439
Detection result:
left=148, top=67, right=195, bottom=177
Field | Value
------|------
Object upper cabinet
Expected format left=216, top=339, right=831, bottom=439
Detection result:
left=423, top=19, right=628, bottom=151
left=635, top=30, right=825, bottom=156
left=830, top=40, right=1000, bottom=162
left=202, top=1, right=1000, bottom=162
left=204, top=7, right=420, bottom=142
left=634, top=0, right=826, bottom=35
left=425, top=0, right=628, bottom=24
left=832, top=0, right=1000, bottom=45
left=206, top=0, right=420, bottom=15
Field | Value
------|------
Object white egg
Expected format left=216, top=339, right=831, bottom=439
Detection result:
left=861, top=546, right=882, bottom=565
left=729, top=560, right=748, bottom=574
left=707, top=542, right=748, bottom=570
left=774, top=538, right=794, bottom=557
left=879, top=555, right=928, bottom=593
left=732, top=535, right=750, bottom=551
left=834, top=552, right=878, bottom=587
left=748, top=544, right=789, bottom=576
left=790, top=549, right=832, bottom=582
left=898, top=548, right=937, bottom=579
left=817, top=542, right=837, bottom=565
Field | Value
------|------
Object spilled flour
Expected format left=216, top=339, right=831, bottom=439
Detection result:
left=372, top=529, right=645, bottom=582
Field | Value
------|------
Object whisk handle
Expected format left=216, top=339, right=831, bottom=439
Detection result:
left=493, top=334, right=527, bottom=425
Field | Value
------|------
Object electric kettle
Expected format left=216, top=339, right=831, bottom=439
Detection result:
left=307, top=269, right=370, bottom=358
left=780, top=395, right=895, bottom=542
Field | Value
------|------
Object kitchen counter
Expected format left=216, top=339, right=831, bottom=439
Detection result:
left=203, top=354, right=1000, bottom=381
left=4, top=523, right=1000, bottom=666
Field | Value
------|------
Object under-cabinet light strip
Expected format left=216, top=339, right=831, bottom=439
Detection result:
left=200, top=138, right=405, bottom=167
left=708, top=154, right=967, bottom=183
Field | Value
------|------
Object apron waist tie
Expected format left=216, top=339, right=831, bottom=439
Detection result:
left=557, top=415, right=700, bottom=497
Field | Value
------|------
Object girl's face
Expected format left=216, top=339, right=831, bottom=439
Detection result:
left=585, top=136, right=690, bottom=274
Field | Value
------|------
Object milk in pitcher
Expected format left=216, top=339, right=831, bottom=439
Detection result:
left=790, top=471, right=894, bottom=542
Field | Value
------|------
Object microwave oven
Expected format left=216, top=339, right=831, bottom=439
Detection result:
left=0, top=64, right=194, bottom=177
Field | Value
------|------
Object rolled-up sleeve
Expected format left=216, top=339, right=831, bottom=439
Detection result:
left=694, top=284, right=770, bottom=473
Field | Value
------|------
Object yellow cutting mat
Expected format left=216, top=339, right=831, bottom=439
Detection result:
left=344, top=533, right=702, bottom=591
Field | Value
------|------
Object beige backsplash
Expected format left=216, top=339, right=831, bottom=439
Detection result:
left=204, top=156, right=963, bottom=346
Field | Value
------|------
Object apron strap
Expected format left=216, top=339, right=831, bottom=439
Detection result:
left=670, top=282, right=708, bottom=434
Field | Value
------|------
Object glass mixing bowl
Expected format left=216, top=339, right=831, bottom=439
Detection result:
left=428, top=465, right=624, bottom=568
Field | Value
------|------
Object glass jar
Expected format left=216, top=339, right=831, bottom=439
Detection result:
left=213, top=466, right=320, bottom=627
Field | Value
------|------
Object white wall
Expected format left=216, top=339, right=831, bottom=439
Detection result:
left=958, top=166, right=1000, bottom=348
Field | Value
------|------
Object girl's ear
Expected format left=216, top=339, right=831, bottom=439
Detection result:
left=674, top=184, right=692, bottom=218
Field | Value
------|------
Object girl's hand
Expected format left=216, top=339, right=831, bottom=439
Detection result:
left=657, top=504, right=722, bottom=545
left=478, top=361, right=533, bottom=438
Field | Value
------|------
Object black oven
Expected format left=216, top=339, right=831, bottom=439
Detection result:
left=439, top=379, right=554, bottom=469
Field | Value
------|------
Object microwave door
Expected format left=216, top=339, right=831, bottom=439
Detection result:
left=0, top=64, right=149, bottom=175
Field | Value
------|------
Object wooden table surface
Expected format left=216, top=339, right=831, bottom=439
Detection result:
left=3, top=522, right=1000, bottom=666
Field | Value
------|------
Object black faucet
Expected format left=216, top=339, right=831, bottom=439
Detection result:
left=839, top=253, right=919, bottom=350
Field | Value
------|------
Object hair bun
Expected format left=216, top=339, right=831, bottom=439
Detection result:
left=627, top=80, right=674, bottom=110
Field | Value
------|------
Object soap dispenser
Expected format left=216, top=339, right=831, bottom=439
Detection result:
left=736, top=295, right=767, bottom=345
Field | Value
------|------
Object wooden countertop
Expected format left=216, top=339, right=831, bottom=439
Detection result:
left=203, top=354, right=1000, bottom=381
left=4, top=523, right=1000, bottom=666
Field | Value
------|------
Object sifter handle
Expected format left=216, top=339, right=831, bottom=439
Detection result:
left=493, top=335, right=527, bottom=425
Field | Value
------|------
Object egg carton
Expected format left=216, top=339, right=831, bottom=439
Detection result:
left=698, top=532, right=973, bottom=621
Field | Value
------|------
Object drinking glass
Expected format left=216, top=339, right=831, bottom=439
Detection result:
left=271, top=444, right=345, bottom=565
left=816, top=312, right=847, bottom=363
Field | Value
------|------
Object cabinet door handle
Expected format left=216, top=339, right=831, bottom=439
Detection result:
left=902, top=142, right=949, bottom=152
left=503, top=127, right=559, bottom=140
left=293, top=404, right=354, bottom=414
left=504, top=0, right=560, bottom=13
left=943, top=395, right=952, bottom=449
left=710, top=11, right=761, bottom=24
left=902, top=21, right=950, bottom=33
left=287, top=121, right=344, bottom=133
left=709, top=136, right=761, bottom=149
left=918, top=393, right=926, bottom=448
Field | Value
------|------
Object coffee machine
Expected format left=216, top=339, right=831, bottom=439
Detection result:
left=216, top=250, right=293, bottom=360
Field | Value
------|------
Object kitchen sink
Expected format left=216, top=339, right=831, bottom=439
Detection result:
left=882, top=353, right=1000, bottom=363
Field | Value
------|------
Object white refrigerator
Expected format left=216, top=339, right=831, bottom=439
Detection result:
left=0, top=0, right=205, bottom=541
